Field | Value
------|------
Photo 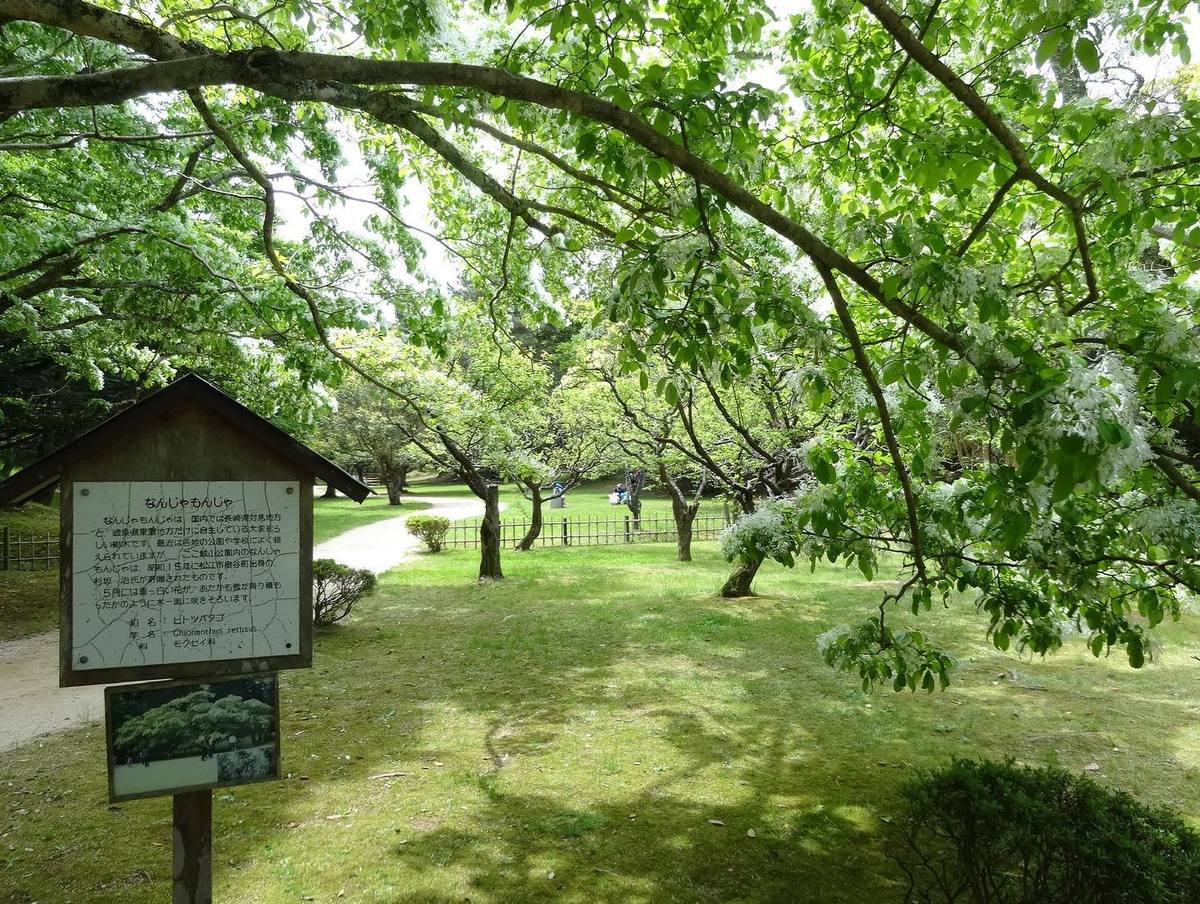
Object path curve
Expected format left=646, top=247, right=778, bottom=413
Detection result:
left=0, top=494, right=495, bottom=751
left=314, top=493, right=501, bottom=573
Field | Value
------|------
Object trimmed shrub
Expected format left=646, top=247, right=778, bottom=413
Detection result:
left=892, top=757, right=1200, bottom=904
left=407, top=514, right=451, bottom=552
left=312, top=558, right=376, bottom=625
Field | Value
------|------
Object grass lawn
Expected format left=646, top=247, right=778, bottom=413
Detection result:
left=0, top=502, right=60, bottom=641
left=2, top=545, right=1199, bottom=903
left=0, top=500, right=59, bottom=534
left=0, top=570, right=57, bottom=641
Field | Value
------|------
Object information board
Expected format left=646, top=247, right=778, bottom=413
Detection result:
left=70, top=481, right=301, bottom=671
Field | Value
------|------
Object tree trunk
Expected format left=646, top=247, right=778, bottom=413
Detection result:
left=382, top=464, right=407, bottom=505
left=479, top=483, right=503, bottom=579
left=673, top=499, right=698, bottom=562
left=384, top=476, right=402, bottom=505
left=516, top=481, right=542, bottom=551
left=660, top=465, right=698, bottom=562
left=629, top=494, right=642, bottom=532
left=321, top=482, right=337, bottom=499
left=720, top=554, right=762, bottom=598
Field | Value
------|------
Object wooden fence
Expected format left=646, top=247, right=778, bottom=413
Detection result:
left=1, top=527, right=59, bottom=570
left=443, top=513, right=730, bottom=548
left=0, top=514, right=733, bottom=567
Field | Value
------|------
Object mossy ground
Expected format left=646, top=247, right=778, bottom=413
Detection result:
left=2, top=540, right=1198, bottom=903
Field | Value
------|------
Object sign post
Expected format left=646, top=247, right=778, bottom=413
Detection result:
left=0, top=374, right=369, bottom=901
left=174, top=790, right=212, bottom=904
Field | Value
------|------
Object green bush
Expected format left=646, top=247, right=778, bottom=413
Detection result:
left=406, top=514, right=451, bottom=552
left=312, top=558, right=377, bottom=625
left=891, top=758, right=1200, bottom=904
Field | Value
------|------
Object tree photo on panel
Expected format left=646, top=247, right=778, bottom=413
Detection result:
left=0, top=0, right=1198, bottom=694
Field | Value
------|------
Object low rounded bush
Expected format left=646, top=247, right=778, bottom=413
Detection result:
left=312, top=558, right=377, bottom=625
left=891, top=757, right=1200, bottom=904
left=407, top=514, right=451, bottom=552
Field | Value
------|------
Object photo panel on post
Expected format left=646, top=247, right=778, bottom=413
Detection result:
left=104, top=673, right=281, bottom=802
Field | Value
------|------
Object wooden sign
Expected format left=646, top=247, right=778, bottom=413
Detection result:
left=70, top=480, right=302, bottom=674
left=0, top=375, right=370, bottom=903
left=106, top=674, right=281, bottom=802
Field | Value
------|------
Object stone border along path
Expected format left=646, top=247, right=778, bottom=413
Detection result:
left=0, top=493, right=495, bottom=751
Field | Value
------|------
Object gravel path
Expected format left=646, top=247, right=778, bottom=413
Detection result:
left=0, top=493, right=491, bottom=751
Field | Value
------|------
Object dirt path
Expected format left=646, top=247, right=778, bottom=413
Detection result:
left=0, top=632, right=103, bottom=751
left=314, top=493, right=498, bottom=572
left=0, top=493, right=494, bottom=751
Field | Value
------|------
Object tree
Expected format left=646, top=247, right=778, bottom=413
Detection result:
left=6, top=0, right=1200, bottom=685
left=112, top=685, right=273, bottom=764
left=508, top=376, right=612, bottom=551
left=341, top=322, right=546, bottom=580
left=659, top=463, right=707, bottom=564
left=595, top=358, right=710, bottom=562
left=600, top=337, right=817, bottom=592
left=0, top=20, right=357, bottom=473
left=317, top=373, right=426, bottom=505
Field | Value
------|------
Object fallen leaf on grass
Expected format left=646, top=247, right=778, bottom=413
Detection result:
left=708, top=819, right=725, bottom=827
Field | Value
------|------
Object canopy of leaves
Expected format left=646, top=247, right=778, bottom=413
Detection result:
left=3, top=0, right=1200, bottom=686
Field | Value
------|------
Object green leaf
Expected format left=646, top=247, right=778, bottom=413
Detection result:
left=813, top=457, right=836, bottom=485
left=1035, top=31, right=1061, bottom=66
left=1075, top=37, right=1100, bottom=73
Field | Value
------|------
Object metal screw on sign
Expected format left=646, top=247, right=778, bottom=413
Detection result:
left=81, top=488, right=90, bottom=496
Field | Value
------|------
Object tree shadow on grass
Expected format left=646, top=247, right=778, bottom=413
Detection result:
left=227, top=557, right=1200, bottom=901
left=5, top=547, right=1200, bottom=903
left=382, top=779, right=884, bottom=903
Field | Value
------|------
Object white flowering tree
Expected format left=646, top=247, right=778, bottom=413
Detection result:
left=4, top=0, right=1200, bottom=686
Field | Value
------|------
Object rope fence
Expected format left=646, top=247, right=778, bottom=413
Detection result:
left=443, top=513, right=730, bottom=548
left=1, top=527, right=59, bottom=570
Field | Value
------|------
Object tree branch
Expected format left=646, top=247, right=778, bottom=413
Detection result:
left=819, top=264, right=926, bottom=580
left=0, top=0, right=965, bottom=352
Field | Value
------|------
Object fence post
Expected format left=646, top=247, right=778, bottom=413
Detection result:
left=562, top=517, right=569, bottom=547
left=1, top=526, right=8, bottom=571
left=624, top=515, right=631, bottom=543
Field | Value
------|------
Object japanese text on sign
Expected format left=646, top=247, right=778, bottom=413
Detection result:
left=71, top=482, right=300, bottom=670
